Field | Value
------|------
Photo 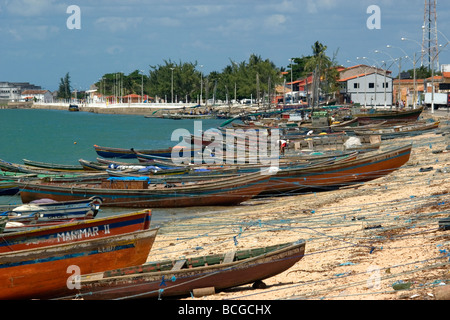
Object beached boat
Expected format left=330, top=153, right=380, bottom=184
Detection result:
left=0, top=209, right=152, bottom=252
left=0, top=180, right=19, bottom=195
left=17, top=171, right=271, bottom=208
left=353, top=106, right=424, bottom=125
left=72, top=240, right=306, bottom=300
left=0, top=227, right=159, bottom=300
left=94, top=144, right=201, bottom=159
left=22, top=159, right=85, bottom=172
left=78, top=159, right=189, bottom=175
left=353, top=120, right=440, bottom=139
left=3, top=196, right=103, bottom=226
left=265, top=144, right=413, bottom=194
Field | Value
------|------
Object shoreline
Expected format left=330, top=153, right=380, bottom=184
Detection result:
left=146, top=114, right=450, bottom=301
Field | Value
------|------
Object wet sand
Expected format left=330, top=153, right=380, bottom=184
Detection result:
left=146, top=112, right=450, bottom=301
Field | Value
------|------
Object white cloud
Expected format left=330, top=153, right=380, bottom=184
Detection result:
left=264, top=14, right=287, bottom=30
left=306, top=0, right=339, bottom=14
left=5, top=0, right=63, bottom=17
left=95, top=17, right=143, bottom=33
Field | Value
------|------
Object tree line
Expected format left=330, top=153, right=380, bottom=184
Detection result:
left=57, top=41, right=348, bottom=103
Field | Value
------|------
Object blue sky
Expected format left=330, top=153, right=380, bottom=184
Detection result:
left=1, top=0, right=449, bottom=92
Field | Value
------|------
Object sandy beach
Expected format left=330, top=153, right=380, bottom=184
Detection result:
left=144, top=110, right=450, bottom=301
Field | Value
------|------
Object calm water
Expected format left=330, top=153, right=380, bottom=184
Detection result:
left=0, top=108, right=232, bottom=225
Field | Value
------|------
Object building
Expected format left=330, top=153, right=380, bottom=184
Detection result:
left=21, top=90, right=53, bottom=103
left=392, top=78, right=425, bottom=107
left=0, top=82, right=42, bottom=102
left=338, top=65, right=393, bottom=107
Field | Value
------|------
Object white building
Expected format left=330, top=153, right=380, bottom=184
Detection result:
left=21, top=90, right=53, bottom=103
left=340, top=71, right=393, bottom=107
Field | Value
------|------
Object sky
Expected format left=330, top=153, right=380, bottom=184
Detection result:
left=1, top=0, right=450, bottom=92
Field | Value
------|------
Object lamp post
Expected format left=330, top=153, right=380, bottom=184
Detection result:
left=289, top=58, right=294, bottom=104
left=356, top=57, right=368, bottom=107
left=170, top=67, right=174, bottom=104
left=199, top=65, right=203, bottom=105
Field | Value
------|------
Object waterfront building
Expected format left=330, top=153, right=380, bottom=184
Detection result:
left=338, top=65, right=393, bottom=107
left=0, top=82, right=42, bottom=102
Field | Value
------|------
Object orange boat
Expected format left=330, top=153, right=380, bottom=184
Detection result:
left=0, top=228, right=159, bottom=300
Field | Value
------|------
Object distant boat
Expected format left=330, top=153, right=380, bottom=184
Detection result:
left=74, top=240, right=306, bottom=300
left=353, top=106, right=424, bottom=125
left=68, top=104, right=79, bottom=112
left=354, top=120, right=440, bottom=139
left=93, top=144, right=201, bottom=159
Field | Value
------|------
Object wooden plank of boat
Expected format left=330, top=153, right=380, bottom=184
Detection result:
left=17, top=171, right=271, bottom=208
left=0, top=227, right=159, bottom=300
left=0, top=209, right=152, bottom=252
left=72, top=239, right=306, bottom=300
left=264, top=144, right=413, bottom=194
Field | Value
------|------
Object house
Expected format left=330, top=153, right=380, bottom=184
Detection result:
left=21, top=90, right=53, bottom=103
left=338, top=65, right=393, bottom=107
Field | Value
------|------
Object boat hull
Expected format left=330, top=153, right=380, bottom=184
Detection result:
left=0, top=228, right=159, bottom=300
left=78, top=240, right=306, bottom=300
left=1, top=210, right=152, bottom=252
left=265, top=144, right=412, bottom=194
left=18, top=173, right=270, bottom=208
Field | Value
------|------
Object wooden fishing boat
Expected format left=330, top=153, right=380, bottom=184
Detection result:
left=0, top=210, right=152, bottom=252
left=353, top=120, right=440, bottom=139
left=0, top=209, right=152, bottom=253
left=68, top=104, right=79, bottom=112
left=22, top=159, right=85, bottom=172
left=0, top=181, right=19, bottom=195
left=0, top=168, right=108, bottom=183
left=265, top=144, right=413, bottom=194
left=94, top=144, right=201, bottom=159
left=17, top=172, right=271, bottom=208
left=72, top=240, right=306, bottom=300
left=3, top=196, right=103, bottom=225
left=353, top=106, right=424, bottom=125
left=0, top=227, right=159, bottom=300
left=78, top=159, right=189, bottom=175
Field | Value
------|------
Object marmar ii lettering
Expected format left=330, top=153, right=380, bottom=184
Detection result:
left=178, top=304, right=271, bottom=317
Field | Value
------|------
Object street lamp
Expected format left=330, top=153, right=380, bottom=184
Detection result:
left=140, top=70, right=144, bottom=103
left=356, top=57, right=368, bottom=107
left=288, top=58, right=294, bottom=104
left=170, top=67, right=174, bottom=104
left=199, top=65, right=203, bottom=105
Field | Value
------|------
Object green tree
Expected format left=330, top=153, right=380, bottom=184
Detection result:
left=148, top=60, right=201, bottom=103
left=211, top=54, right=282, bottom=104
left=304, top=41, right=339, bottom=107
left=57, top=72, right=71, bottom=100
